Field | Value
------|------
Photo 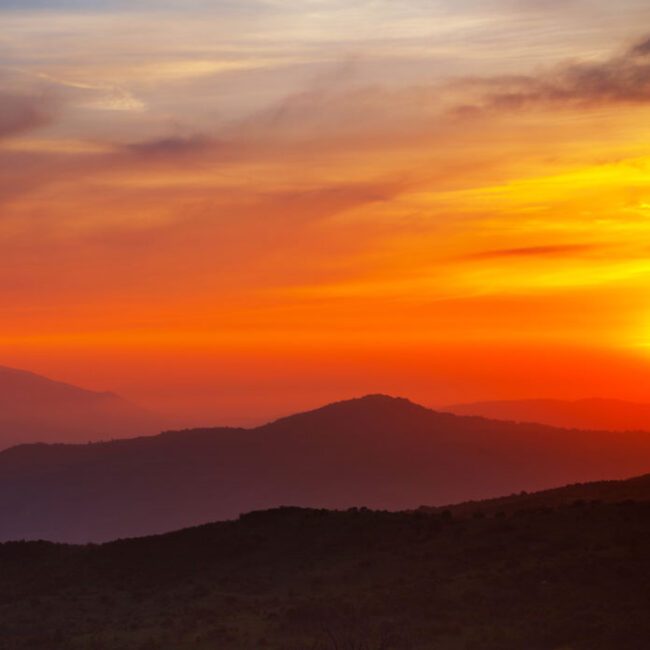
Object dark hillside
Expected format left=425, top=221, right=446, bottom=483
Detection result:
left=1, top=498, right=650, bottom=649
left=423, top=472, right=650, bottom=517
left=3, top=395, right=650, bottom=542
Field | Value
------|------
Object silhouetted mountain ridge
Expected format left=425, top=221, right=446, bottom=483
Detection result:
left=422, top=470, right=650, bottom=517
left=447, top=396, right=650, bottom=432
left=2, top=475, right=650, bottom=649
left=0, top=365, right=167, bottom=449
left=3, top=394, right=650, bottom=543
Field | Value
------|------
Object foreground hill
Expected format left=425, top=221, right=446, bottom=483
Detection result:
left=446, top=397, right=650, bottom=432
left=3, top=394, right=650, bottom=542
left=0, top=365, right=164, bottom=449
left=422, top=471, right=650, bottom=517
left=2, top=488, right=650, bottom=649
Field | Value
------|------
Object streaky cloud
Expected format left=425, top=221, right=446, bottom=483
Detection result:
left=453, top=33, right=650, bottom=114
left=463, top=244, right=599, bottom=261
left=125, top=135, right=218, bottom=158
left=0, top=90, right=53, bottom=140
left=0, top=0, right=261, bottom=11
left=631, top=36, right=650, bottom=56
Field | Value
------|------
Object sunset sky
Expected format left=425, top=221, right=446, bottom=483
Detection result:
left=3, top=0, right=650, bottom=423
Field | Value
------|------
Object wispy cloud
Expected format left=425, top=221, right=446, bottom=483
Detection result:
left=0, top=89, right=53, bottom=140
left=462, top=244, right=600, bottom=261
left=0, top=0, right=263, bottom=11
left=123, top=135, right=226, bottom=161
left=453, top=34, right=650, bottom=114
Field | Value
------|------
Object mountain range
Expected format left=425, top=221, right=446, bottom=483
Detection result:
left=3, top=393, right=650, bottom=543
left=0, top=365, right=165, bottom=449
left=447, top=397, right=650, bottom=432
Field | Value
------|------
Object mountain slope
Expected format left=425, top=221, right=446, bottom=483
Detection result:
left=3, top=394, right=650, bottom=543
left=446, top=397, right=650, bottom=432
left=2, top=494, right=650, bottom=649
left=422, top=471, right=650, bottom=517
left=0, top=365, right=164, bottom=449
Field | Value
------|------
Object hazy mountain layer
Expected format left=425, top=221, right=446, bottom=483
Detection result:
left=0, top=365, right=165, bottom=449
left=3, top=394, right=650, bottom=542
left=447, top=397, right=650, bottom=432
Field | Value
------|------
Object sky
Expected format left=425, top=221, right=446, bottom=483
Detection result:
left=2, top=0, right=650, bottom=424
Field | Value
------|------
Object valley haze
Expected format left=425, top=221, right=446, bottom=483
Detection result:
left=3, top=393, right=650, bottom=543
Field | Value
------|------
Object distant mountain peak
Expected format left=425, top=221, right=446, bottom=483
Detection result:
left=447, top=397, right=650, bottom=432
left=0, top=364, right=166, bottom=449
left=0, top=363, right=107, bottom=397
left=354, top=393, right=417, bottom=404
left=4, top=391, right=650, bottom=542
left=321, top=394, right=422, bottom=411
left=313, top=393, right=424, bottom=410
left=266, top=394, right=433, bottom=429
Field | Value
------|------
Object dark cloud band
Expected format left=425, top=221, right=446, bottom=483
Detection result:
left=454, top=34, right=650, bottom=114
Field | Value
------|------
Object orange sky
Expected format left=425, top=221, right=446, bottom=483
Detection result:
left=3, top=1, right=650, bottom=424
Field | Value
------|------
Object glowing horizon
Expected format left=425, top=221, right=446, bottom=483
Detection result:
left=3, top=0, right=650, bottom=423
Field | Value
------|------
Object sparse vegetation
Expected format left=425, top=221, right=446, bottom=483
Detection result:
left=1, top=498, right=650, bottom=649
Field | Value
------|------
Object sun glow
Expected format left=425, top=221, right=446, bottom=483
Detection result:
left=2, top=0, right=650, bottom=418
